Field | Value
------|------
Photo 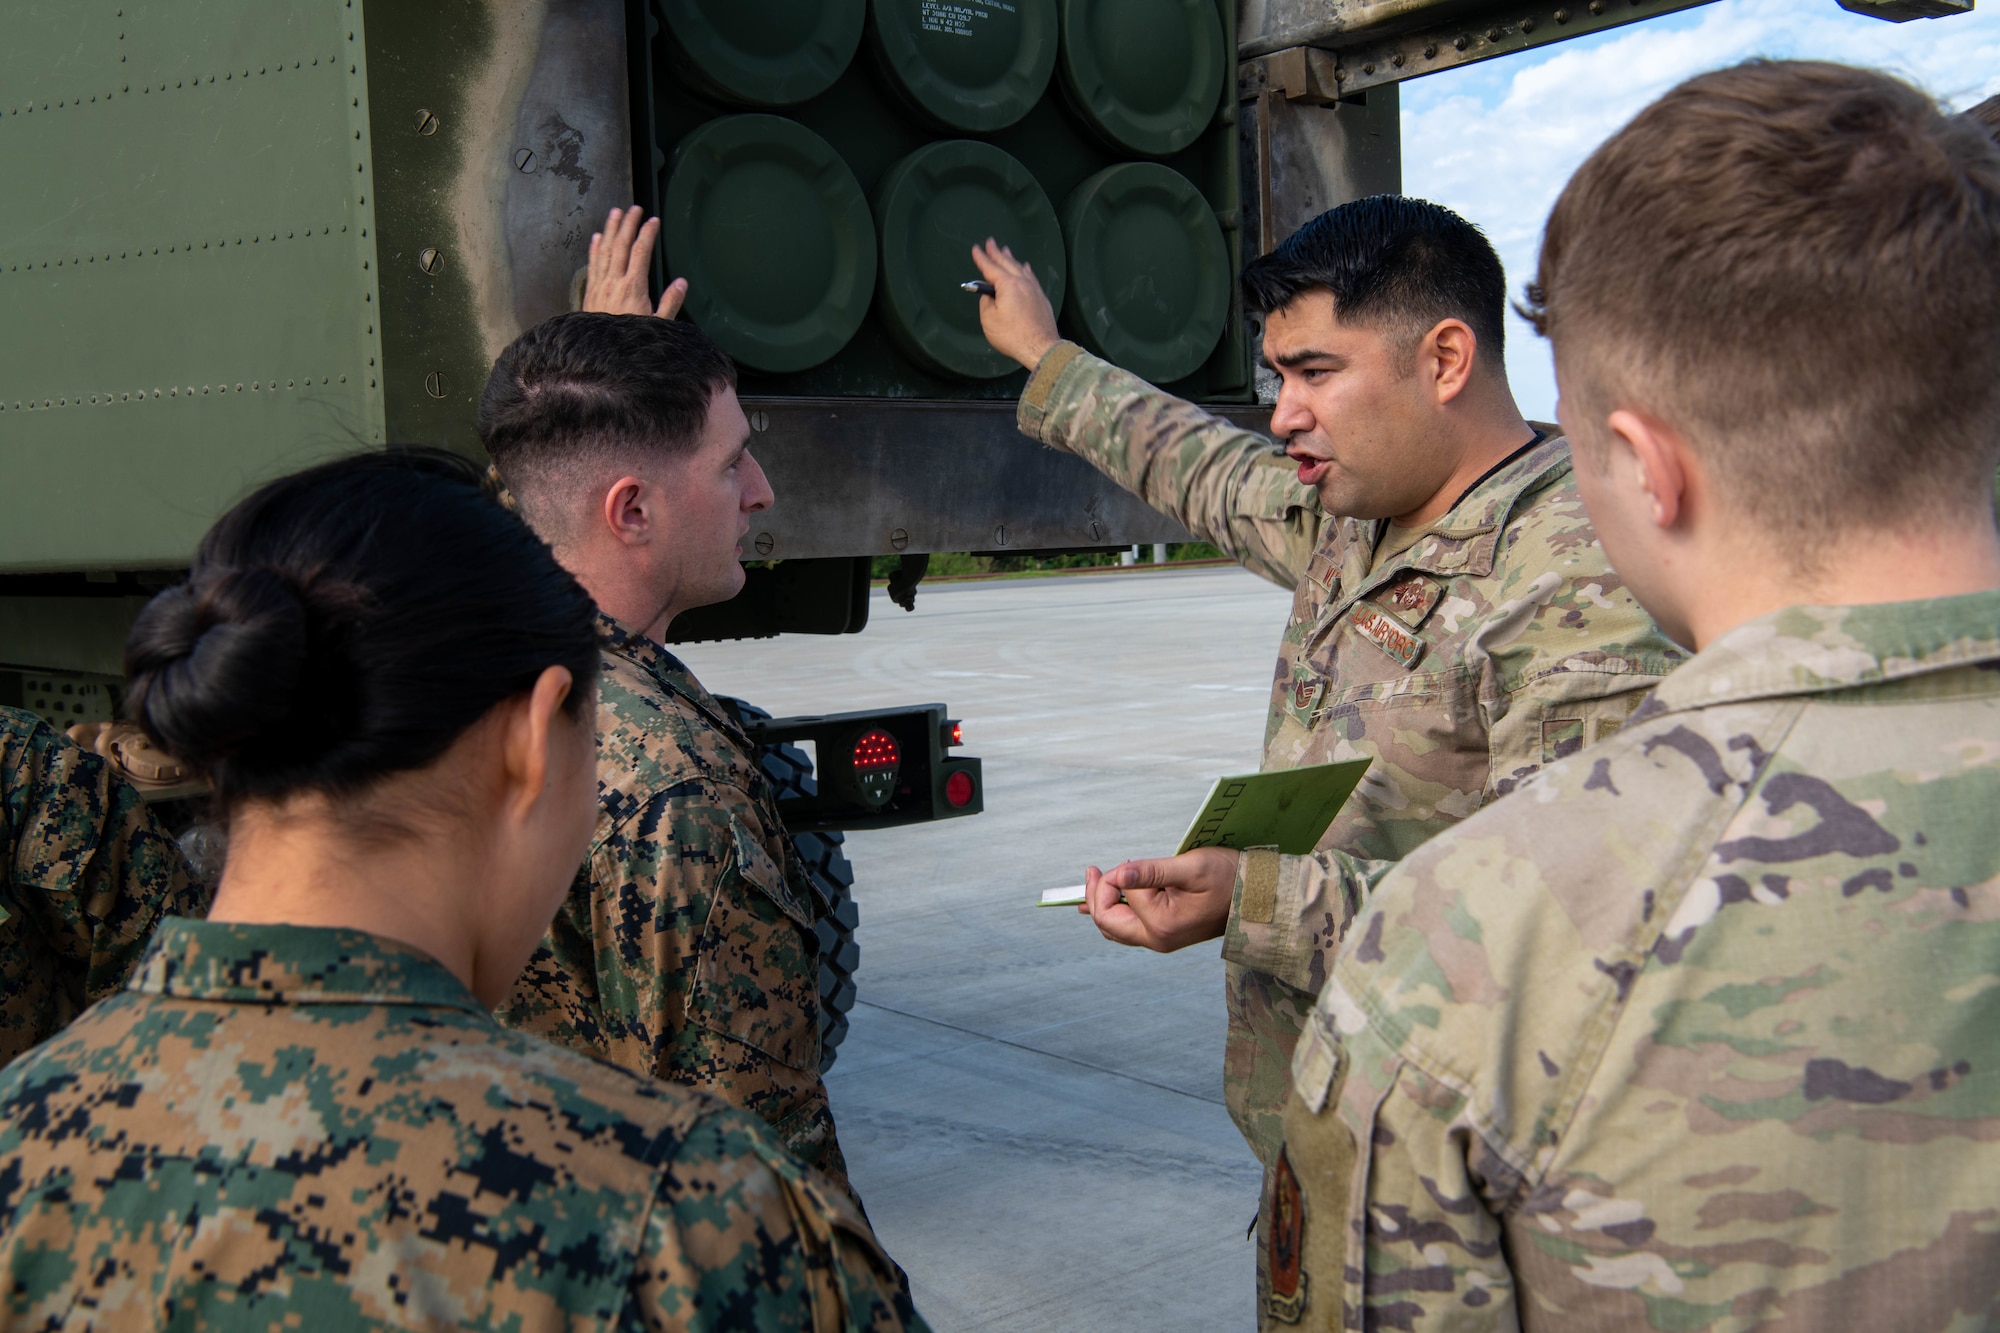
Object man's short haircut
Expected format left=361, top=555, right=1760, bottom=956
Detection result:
left=478, top=312, right=737, bottom=537
left=1241, top=195, right=1509, bottom=365
left=1527, top=60, right=2000, bottom=553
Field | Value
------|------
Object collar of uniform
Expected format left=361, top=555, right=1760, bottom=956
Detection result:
left=595, top=611, right=747, bottom=741
left=1639, top=590, right=2000, bottom=718
left=1325, top=433, right=1574, bottom=613
left=129, top=918, right=488, bottom=1014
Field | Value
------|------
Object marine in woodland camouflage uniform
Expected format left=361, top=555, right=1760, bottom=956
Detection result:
left=500, top=614, right=851, bottom=1192
left=0, top=705, right=205, bottom=1068
left=0, top=917, right=920, bottom=1330
left=1263, top=595, right=2000, bottom=1330
left=1018, top=345, right=1684, bottom=1163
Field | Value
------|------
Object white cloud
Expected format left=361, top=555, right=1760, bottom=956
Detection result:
left=1398, top=0, right=2000, bottom=420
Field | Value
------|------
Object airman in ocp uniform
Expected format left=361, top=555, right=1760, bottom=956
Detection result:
left=0, top=705, right=205, bottom=1068
left=1266, top=60, right=2000, bottom=1331
left=973, top=199, right=1684, bottom=1166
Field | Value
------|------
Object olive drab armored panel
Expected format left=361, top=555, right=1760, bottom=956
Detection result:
left=643, top=0, right=1248, bottom=401
left=0, top=1, right=386, bottom=575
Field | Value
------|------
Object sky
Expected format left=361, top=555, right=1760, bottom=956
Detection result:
left=1397, top=0, right=2000, bottom=421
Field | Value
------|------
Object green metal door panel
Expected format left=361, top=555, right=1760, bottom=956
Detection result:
left=0, top=0, right=384, bottom=573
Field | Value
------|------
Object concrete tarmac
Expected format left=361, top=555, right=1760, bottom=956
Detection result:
left=683, top=565, right=1296, bottom=1332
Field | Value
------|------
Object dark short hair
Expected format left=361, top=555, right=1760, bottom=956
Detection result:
left=1241, top=196, right=1509, bottom=361
left=1528, top=60, right=2000, bottom=551
left=478, top=313, right=738, bottom=503
left=125, top=449, right=599, bottom=810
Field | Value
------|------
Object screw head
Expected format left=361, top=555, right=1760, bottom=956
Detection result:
left=514, top=148, right=536, bottom=172
left=418, top=246, right=443, bottom=275
left=1087, top=519, right=1105, bottom=542
left=753, top=532, right=775, bottom=556
left=748, top=409, right=769, bottom=432
left=415, top=109, right=439, bottom=135
left=890, top=528, right=909, bottom=551
left=424, top=371, right=446, bottom=398
left=992, top=524, right=1009, bottom=547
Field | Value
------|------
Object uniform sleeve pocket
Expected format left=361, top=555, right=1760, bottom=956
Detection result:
left=687, top=816, right=820, bottom=1071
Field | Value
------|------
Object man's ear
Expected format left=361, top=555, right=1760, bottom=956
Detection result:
left=599, top=476, right=650, bottom=547
left=1605, top=408, right=1694, bottom=531
left=1424, top=319, right=1479, bottom=405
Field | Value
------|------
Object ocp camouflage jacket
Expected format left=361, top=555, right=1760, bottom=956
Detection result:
left=1018, top=345, right=1682, bottom=1162
left=1268, top=592, right=2000, bottom=1331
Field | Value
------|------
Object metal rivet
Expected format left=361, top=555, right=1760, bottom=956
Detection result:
left=1391, top=53, right=1405, bottom=67
left=514, top=148, right=536, bottom=172
left=890, top=528, right=909, bottom=551
left=1555, top=7, right=1570, bottom=21
left=748, top=409, right=769, bottom=432
left=753, top=532, right=775, bottom=556
left=1589, top=0, right=1605, bottom=12
left=1362, top=62, right=1375, bottom=75
left=418, top=247, right=443, bottom=275
left=415, top=108, right=439, bottom=136
left=1487, top=27, right=1502, bottom=40
left=424, top=371, right=446, bottom=398
left=1453, top=34, right=1468, bottom=50
left=1424, top=42, right=1439, bottom=57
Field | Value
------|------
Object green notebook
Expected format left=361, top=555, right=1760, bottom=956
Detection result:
left=1174, top=759, right=1371, bottom=856
left=1036, top=759, right=1370, bottom=907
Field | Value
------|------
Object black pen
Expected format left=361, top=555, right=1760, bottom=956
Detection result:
left=960, top=279, right=996, bottom=297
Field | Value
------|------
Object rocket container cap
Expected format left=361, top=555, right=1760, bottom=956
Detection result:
left=1057, top=0, right=1223, bottom=157
left=1061, top=161, right=1228, bottom=384
left=664, top=115, right=877, bottom=373
left=869, top=0, right=1058, bottom=133
left=656, top=0, right=865, bottom=107
left=874, top=140, right=1065, bottom=380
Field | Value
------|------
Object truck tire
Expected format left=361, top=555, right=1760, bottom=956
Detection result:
left=717, top=698, right=860, bottom=1074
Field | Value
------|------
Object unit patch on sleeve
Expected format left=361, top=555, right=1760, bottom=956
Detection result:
left=1263, top=1148, right=1309, bottom=1324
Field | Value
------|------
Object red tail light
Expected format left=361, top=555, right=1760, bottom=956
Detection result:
left=944, top=769, right=975, bottom=808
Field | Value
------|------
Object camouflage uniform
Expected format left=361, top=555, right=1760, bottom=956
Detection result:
left=1019, top=345, right=1683, bottom=1162
left=0, top=706, right=206, bottom=1068
left=1265, top=594, right=2000, bottom=1331
left=500, top=614, right=851, bottom=1193
left=0, top=918, right=922, bottom=1331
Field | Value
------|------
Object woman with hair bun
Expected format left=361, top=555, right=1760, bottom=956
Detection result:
left=0, top=449, right=922, bottom=1332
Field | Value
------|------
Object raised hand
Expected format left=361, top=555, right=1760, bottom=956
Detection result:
left=584, top=206, right=688, bottom=319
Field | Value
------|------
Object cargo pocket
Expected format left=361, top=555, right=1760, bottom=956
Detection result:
left=687, top=815, right=821, bottom=1071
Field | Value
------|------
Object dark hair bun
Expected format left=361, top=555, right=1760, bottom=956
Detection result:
left=119, top=448, right=598, bottom=809
left=126, top=567, right=308, bottom=770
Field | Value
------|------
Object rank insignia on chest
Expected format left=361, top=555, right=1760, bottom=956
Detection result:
left=1349, top=605, right=1425, bottom=668
left=1375, top=574, right=1442, bottom=630
left=1288, top=669, right=1325, bottom=721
